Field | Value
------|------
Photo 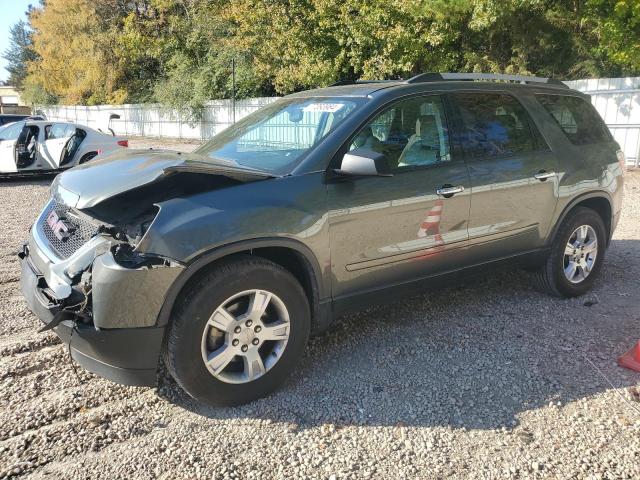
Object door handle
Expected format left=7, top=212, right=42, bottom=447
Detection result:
left=436, top=185, right=465, bottom=198
left=534, top=170, right=556, bottom=181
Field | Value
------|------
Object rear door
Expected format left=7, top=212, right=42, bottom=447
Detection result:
left=447, top=91, right=559, bottom=261
left=328, top=94, right=471, bottom=301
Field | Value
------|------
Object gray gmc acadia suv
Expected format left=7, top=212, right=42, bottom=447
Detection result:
left=20, top=73, right=625, bottom=406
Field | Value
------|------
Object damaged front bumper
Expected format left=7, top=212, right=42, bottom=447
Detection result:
left=19, top=205, right=184, bottom=386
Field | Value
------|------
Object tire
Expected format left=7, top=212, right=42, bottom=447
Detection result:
left=533, top=207, right=606, bottom=298
left=164, top=255, right=310, bottom=406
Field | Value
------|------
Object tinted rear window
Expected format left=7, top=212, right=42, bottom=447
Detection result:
left=536, top=94, right=611, bottom=145
left=449, top=93, right=539, bottom=158
left=0, top=116, right=27, bottom=126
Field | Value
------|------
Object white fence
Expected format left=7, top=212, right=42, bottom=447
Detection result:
left=38, top=77, right=640, bottom=165
left=565, top=77, right=640, bottom=166
left=38, top=97, right=279, bottom=141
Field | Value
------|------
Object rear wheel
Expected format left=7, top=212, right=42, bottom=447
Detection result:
left=164, top=256, right=310, bottom=406
left=79, top=152, right=98, bottom=164
left=533, top=207, right=606, bottom=297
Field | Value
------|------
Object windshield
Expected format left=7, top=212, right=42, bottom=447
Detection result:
left=0, top=121, right=24, bottom=141
left=194, top=97, right=364, bottom=174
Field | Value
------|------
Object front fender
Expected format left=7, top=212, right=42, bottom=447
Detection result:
left=136, top=174, right=329, bottom=262
left=134, top=173, right=331, bottom=324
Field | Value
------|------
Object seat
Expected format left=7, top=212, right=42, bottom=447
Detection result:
left=397, top=115, right=440, bottom=167
left=351, top=125, right=380, bottom=151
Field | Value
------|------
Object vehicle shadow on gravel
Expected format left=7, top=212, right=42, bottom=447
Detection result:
left=0, top=176, right=54, bottom=185
left=159, top=241, right=640, bottom=431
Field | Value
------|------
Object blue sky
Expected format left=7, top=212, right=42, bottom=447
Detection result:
left=0, top=0, right=34, bottom=83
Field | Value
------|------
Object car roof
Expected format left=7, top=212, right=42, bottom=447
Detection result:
left=26, top=120, right=76, bottom=127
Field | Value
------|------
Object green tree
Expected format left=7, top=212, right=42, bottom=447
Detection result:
left=2, top=20, right=38, bottom=88
left=20, top=0, right=640, bottom=110
left=587, top=0, right=640, bottom=74
left=25, top=0, right=128, bottom=104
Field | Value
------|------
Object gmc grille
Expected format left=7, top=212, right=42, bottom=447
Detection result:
left=39, top=200, right=99, bottom=259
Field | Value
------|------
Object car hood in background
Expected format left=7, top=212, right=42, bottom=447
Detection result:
left=52, top=149, right=274, bottom=209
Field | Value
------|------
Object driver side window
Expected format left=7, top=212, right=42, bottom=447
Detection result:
left=349, top=95, right=451, bottom=170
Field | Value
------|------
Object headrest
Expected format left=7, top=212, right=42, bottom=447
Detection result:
left=416, top=115, right=436, bottom=137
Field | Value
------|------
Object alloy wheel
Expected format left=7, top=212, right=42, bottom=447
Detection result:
left=201, top=289, right=290, bottom=384
left=563, top=225, right=598, bottom=284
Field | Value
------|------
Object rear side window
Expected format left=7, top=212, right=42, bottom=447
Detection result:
left=536, top=94, right=611, bottom=145
left=48, top=123, right=71, bottom=140
left=449, top=93, right=538, bottom=158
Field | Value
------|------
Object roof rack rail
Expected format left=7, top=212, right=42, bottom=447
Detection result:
left=405, top=72, right=568, bottom=88
left=329, top=79, right=398, bottom=87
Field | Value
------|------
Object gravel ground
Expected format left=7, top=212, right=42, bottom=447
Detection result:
left=0, top=143, right=639, bottom=478
left=128, top=136, right=202, bottom=153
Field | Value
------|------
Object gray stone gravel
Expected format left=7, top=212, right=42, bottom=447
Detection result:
left=0, top=141, right=639, bottom=479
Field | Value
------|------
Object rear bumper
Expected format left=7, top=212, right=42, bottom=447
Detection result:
left=20, top=251, right=165, bottom=387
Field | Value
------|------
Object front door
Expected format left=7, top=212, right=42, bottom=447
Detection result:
left=14, top=124, right=39, bottom=170
left=0, top=122, right=23, bottom=173
left=328, top=94, right=471, bottom=301
left=447, top=92, right=559, bottom=261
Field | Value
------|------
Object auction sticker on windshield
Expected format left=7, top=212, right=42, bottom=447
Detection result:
left=303, top=103, right=345, bottom=113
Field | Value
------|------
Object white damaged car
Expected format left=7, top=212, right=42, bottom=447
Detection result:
left=0, top=119, right=128, bottom=176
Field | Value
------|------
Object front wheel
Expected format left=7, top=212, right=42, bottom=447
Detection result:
left=533, top=207, right=606, bottom=298
left=164, top=256, right=310, bottom=406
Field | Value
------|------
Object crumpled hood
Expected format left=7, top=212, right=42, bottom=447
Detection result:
left=52, top=149, right=273, bottom=209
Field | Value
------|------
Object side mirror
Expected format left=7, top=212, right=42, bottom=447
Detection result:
left=108, top=113, right=121, bottom=136
left=335, top=148, right=392, bottom=177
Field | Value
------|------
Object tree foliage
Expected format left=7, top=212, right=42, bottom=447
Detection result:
left=2, top=19, right=38, bottom=89
left=11, top=0, right=640, bottom=109
left=24, top=0, right=128, bottom=105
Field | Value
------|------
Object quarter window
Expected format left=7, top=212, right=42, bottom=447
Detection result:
left=450, top=93, right=537, bottom=158
left=349, top=95, right=451, bottom=170
left=536, top=94, right=611, bottom=145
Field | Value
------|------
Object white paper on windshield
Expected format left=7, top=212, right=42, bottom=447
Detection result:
left=303, top=103, right=344, bottom=113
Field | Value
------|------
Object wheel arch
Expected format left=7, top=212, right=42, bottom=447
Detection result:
left=549, top=192, right=613, bottom=247
left=78, top=151, right=99, bottom=164
left=155, top=237, right=330, bottom=333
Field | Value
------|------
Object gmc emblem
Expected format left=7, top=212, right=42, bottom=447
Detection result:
left=46, top=210, right=75, bottom=242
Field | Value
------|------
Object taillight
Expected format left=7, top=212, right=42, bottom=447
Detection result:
left=117, top=140, right=129, bottom=148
